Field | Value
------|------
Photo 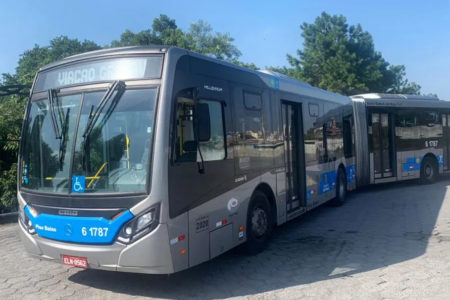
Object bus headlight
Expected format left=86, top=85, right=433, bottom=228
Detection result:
left=117, top=203, right=160, bottom=244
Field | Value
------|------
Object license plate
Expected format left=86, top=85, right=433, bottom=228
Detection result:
left=62, top=255, right=88, bottom=269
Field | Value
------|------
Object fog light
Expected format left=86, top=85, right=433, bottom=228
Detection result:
left=28, top=220, right=32, bottom=227
left=125, top=226, right=133, bottom=235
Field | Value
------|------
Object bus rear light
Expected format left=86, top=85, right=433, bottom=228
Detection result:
left=180, top=249, right=186, bottom=255
left=117, top=203, right=160, bottom=245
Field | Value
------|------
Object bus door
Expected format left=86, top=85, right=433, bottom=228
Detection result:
left=443, top=114, right=450, bottom=170
left=371, top=112, right=394, bottom=178
left=281, top=101, right=306, bottom=212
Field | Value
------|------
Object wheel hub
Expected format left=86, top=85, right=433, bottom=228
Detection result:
left=425, top=165, right=433, bottom=177
left=251, top=207, right=268, bottom=237
left=339, top=178, right=345, bottom=198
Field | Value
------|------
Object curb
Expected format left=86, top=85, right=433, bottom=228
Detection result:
left=0, top=212, right=18, bottom=225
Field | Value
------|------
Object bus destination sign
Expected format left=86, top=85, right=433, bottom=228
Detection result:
left=35, top=56, right=163, bottom=91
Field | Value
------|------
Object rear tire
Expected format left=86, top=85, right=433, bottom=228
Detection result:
left=330, top=168, right=347, bottom=206
left=421, top=156, right=438, bottom=184
left=243, top=191, right=273, bottom=255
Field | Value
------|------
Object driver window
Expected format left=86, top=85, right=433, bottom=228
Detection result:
left=174, top=94, right=196, bottom=162
left=173, top=92, right=226, bottom=163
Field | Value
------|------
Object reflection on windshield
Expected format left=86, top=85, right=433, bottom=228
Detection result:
left=21, top=95, right=80, bottom=193
left=21, top=88, right=157, bottom=194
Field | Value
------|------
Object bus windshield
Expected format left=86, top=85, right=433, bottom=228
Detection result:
left=20, top=87, right=157, bottom=194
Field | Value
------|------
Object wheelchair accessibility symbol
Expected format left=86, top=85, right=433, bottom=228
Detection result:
left=72, top=176, right=85, bottom=193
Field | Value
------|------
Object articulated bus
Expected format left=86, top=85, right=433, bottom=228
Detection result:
left=351, top=93, right=450, bottom=186
left=18, top=46, right=356, bottom=273
left=18, top=46, right=450, bottom=274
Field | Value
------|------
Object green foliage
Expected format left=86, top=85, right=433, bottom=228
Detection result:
left=277, top=12, right=420, bottom=95
left=0, top=163, right=17, bottom=213
left=0, top=36, right=101, bottom=211
left=15, top=36, right=101, bottom=86
left=387, top=65, right=421, bottom=94
left=111, top=14, right=242, bottom=61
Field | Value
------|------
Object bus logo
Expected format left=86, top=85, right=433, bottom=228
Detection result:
left=65, top=224, right=73, bottom=237
left=227, top=198, right=240, bottom=214
left=58, top=209, right=78, bottom=216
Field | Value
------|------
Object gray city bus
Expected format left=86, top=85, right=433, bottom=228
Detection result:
left=351, top=93, right=450, bottom=187
left=18, top=46, right=355, bottom=274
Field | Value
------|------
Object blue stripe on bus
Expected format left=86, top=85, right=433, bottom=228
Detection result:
left=25, top=206, right=133, bottom=244
left=402, top=157, right=422, bottom=172
left=402, top=155, right=444, bottom=171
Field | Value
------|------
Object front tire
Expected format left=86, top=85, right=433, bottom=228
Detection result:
left=421, top=157, right=438, bottom=184
left=244, top=191, right=273, bottom=255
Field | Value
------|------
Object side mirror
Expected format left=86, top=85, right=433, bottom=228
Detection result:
left=196, top=103, right=211, bottom=142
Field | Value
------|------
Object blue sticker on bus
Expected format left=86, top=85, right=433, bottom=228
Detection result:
left=346, top=165, right=356, bottom=183
left=402, top=157, right=422, bottom=172
left=72, top=175, right=85, bottom=193
left=25, top=206, right=133, bottom=244
left=319, top=171, right=337, bottom=194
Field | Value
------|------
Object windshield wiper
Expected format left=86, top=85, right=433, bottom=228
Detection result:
left=47, top=89, right=62, bottom=139
left=82, top=80, right=126, bottom=138
left=58, top=108, right=70, bottom=171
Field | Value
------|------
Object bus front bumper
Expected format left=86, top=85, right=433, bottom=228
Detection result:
left=19, top=220, right=174, bottom=274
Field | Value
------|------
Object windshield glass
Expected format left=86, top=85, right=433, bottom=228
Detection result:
left=21, top=88, right=157, bottom=194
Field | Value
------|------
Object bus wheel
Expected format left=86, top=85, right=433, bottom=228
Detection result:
left=421, top=157, right=437, bottom=184
left=331, top=169, right=347, bottom=206
left=244, top=191, right=272, bottom=255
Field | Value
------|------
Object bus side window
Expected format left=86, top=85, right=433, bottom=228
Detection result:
left=173, top=95, right=226, bottom=163
left=198, top=100, right=226, bottom=161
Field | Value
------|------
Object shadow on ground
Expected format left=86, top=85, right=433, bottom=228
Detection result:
left=69, top=178, right=450, bottom=299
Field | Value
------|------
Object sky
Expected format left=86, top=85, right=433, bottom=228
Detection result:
left=1, top=0, right=449, bottom=99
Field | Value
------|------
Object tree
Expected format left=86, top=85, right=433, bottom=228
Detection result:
left=387, top=65, right=421, bottom=94
left=111, top=14, right=242, bottom=62
left=276, top=12, right=420, bottom=95
left=0, top=36, right=101, bottom=212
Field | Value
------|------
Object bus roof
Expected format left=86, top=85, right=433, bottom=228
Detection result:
left=257, top=70, right=350, bottom=105
left=38, top=46, right=350, bottom=105
left=351, top=93, right=450, bottom=109
left=352, top=93, right=439, bottom=101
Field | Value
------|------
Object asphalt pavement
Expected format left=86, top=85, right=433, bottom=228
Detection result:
left=2, top=179, right=450, bottom=299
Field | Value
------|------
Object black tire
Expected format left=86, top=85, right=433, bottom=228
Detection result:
left=330, top=168, right=347, bottom=206
left=243, top=191, right=273, bottom=255
left=420, top=156, right=438, bottom=184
